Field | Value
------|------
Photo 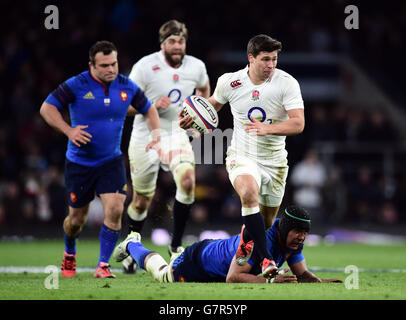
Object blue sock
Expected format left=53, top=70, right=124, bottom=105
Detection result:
left=98, top=224, right=120, bottom=265
left=127, top=242, right=154, bottom=270
left=64, top=232, right=76, bottom=255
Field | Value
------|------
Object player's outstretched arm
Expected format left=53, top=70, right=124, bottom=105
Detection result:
left=290, top=259, right=343, bottom=283
left=226, top=256, right=297, bottom=283
left=143, top=103, right=161, bottom=152
left=40, top=102, right=92, bottom=147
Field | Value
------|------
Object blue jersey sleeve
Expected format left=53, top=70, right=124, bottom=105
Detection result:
left=129, top=79, right=151, bottom=115
left=45, top=76, right=77, bottom=110
left=287, top=251, right=305, bottom=266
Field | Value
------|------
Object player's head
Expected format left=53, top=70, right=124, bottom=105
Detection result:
left=89, top=40, right=118, bottom=84
left=247, top=34, right=282, bottom=80
left=159, top=20, right=188, bottom=68
left=278, top=205, right=311, bottom=250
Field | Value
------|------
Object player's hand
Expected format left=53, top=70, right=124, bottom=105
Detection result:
left=178, top=109, right=194, bottom=130
left=155, top=96, right=171, bottom=109
left=244, top=116, right=270, bottom=136
left=68, top=125, right=92, bottom=147
left=146, top=133, right=161, bottom=154
left=273, top=273, right=298, bottom=283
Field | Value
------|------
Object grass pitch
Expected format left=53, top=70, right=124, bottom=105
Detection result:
left=0, top=239, right=405, bottom=300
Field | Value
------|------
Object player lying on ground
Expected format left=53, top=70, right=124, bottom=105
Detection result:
left=113, top=205, right=342, bottom=283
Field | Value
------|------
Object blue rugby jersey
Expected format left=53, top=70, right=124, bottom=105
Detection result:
left=45, top=70, right=151, bottom=166
left=200, top=218, right=305, bottom=280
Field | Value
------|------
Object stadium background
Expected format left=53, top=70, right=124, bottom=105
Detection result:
left=1, top=0, right=405, bottom=244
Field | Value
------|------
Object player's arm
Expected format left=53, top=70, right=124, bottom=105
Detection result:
left=245, top=108, right=305, bottom=136
left=290, top=259, right=342, bottom=283
left=226, top=256, right=297, bottom=283
left=289, top=259, right=321, bottom=283
left=195, top=80, right=211, bottom=98
left=40, top=102, right=92, bottom=147
left=226, top=256, right=266, bottom=283
left=143, top=103, right=161, bottom=151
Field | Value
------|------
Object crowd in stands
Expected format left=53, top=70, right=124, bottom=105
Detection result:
left=1, top=1, right=406, bottom=231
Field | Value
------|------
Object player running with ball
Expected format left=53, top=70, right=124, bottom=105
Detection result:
left=123, top=20, right=210, bottom=273
left=180, top=34, right=305, bottom=278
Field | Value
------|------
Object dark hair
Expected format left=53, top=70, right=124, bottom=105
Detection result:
left=247, top=34, right=282, bottom=57
left=159, top=20, right=188, bottom=44
left=278, top=205, right=311, bottom=246
left=89, top=40, right=117, bottom=65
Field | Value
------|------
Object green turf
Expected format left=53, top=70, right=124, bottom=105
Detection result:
left=0, top=239, right=405, bottom=300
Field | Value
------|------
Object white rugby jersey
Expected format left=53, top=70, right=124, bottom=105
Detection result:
left=213, top=66, right=304, bottom=158
left=129, top=51, right=209, bottom=137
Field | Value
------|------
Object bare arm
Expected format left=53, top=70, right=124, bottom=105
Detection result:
left=226, top=256, right=297, bottom=283
left=40, top=102, right=92, bottom=147
left=143, top=103, right=161, bottom=151
left=195, top=80, right=211, bottom=99
left=245, top=108, right=305, bottom=136
left=290, top=259, right=321, bottom=283
left=226, top=256, right=266, bottom=283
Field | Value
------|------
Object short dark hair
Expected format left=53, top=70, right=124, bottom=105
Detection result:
left=159, top=20, right=188, bottom=44
left=89, top=40, right=117, bottom=65
left=247, top=34, right=282, bottom=57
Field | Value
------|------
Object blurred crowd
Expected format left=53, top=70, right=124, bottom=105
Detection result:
left=1, top=0, right=406, bottom=231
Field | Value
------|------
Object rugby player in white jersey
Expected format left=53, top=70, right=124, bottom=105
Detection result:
left=179, top=34, right=305, bottom=278
left=123, top=20, right=210, bottom=273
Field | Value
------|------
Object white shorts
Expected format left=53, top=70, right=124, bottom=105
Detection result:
left=128, top=132, right=195, bottom=197
left=225, top=148, right=289, bottom=207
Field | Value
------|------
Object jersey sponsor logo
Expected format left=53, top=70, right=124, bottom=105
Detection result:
left=83, top=91, right=95, bottom=99
left=120, top=91, right=128, bottom=102
left=152, top=65, right=161, bottom=71
left=230, top=80, right=242, bottom=89
left=168, top=88, right=181, bottom=103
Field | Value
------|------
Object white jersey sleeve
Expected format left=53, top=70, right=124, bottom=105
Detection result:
left=128, top=58, right=147, bottom=92
left=195, top=60, right=209, bottom=89
left=213, top=73, right=232, bottom=105
left=282, top=77, right=304, bottom=110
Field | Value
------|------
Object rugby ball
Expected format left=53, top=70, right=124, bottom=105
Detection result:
left=182, top=95, right=218, bottom=134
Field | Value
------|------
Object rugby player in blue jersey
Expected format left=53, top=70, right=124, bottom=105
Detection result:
left=113, top=205, right=342, bottom=283
left=40, top=41, right=161, bottom=278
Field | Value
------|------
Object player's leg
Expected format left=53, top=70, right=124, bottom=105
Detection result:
left=93, top=156, right=127, bottom=278
left=113, top=232, right=174, bottom=283
left=127, top=192, right=152, bottom=233
left=127, top=138, right=160, bottom=235
left=166, top=133, right=196, bottom=257
left=259, top=153, right=289, bottom=229
left=233, top=174, right=273, bottom=264
left=260, top=205, right=280, bottom=229
left=61, top=160, right=95, bottom=277
left=61, top=204, right=90, bottom=277
left=170, top=160, right=195, bottom=255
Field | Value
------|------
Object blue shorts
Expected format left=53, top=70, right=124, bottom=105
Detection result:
left=64, top=155, right=127, bottom=208
left=172, top=239, right=224, bottom=282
